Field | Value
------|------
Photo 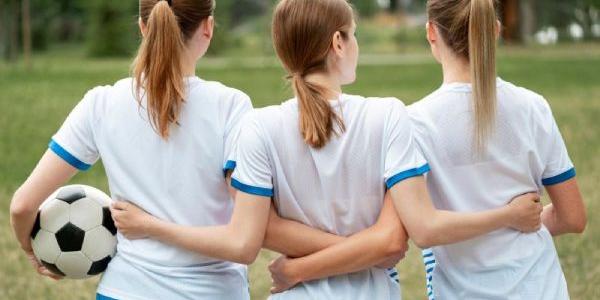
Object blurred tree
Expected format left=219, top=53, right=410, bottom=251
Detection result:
left=53, top=0, right=87, bottom=42
left=29, top=0, right=60, bottom=51
left=22, top=0, right=32, bottom=68
left=209, top=0, right=234, bottom=55
left=577, top=0, right=600, bottom=39
left=231, top=0, right=268, bottom=26
left=86, top=0, right=138, bottom=57
left=1, top=0, right=20, bottom=62
left=350, top=0, right=379, bottom=17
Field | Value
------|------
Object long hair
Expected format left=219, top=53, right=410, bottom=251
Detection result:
left=427, top=0, right=498, bottom=152
left=272, top=0, right=355, bottom=148
left=132, top=0, right=214, bottom=138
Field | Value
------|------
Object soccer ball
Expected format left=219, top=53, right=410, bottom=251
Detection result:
left=30, top=185, right=117, bottom=279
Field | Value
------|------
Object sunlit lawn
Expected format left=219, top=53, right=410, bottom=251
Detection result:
left=1, top=44, right=599, bottom=299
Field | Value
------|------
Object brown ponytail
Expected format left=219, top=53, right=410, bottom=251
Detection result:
left=292, top=74, right=345, bottom=148
left=133, top=0, right=214, bottom=139
left=272, top=0, right=354, bottom=149
left=427, top=0, right=498, bottom=152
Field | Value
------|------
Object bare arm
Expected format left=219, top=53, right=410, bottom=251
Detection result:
left=113, top=190, right=272, bottom=265
left=10, top=150, right=79, bottom=279
left=268, top=194, right=408, bottom=292
left=263, top=206, right=344, bottom=258
left=542, top=178, right=586, bottom=236
left=390, top=176, right=542, bottom=248
left=225, top=172, right=344, bottom=258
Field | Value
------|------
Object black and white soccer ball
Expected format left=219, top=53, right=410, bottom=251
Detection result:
left=30, top=185, right=117, bottom=279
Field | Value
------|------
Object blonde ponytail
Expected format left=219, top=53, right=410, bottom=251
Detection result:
left=469, top=0, right=497, bottom=152
left=427, top=0, right=499, bottom=152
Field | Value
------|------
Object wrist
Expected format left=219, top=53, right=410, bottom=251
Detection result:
left=143, top=215, right=159, bottom=238
left=284, top=258, right=305, bottom=284
left=22, top=244, right=34, bottom=254
left=498, top=205, right=514, bottom=228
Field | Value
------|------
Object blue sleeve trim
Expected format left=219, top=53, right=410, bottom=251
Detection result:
left=542, top=168, right=576, bottom=186
left=48, top=139, right=92, bottom=171
left=223, top=160, right=237, bottom=177
left=231, top=178, right=273, bottom=197
left=386, top=163, right=430, bottom=189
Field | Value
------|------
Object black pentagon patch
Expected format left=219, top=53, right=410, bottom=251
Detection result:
left=56, top=186, right=86, bottom=204
left=87, top=256, right=112, bottom=275
left=41, top=260, right=66, bottom=276
left=55, top=223, right=85, bottom=252
left=30, top=211, right=41, bottom=239
left=102, top=207, right=117, bottom=236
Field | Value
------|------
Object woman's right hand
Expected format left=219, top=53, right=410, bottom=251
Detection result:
left=25, top=249, right=63, bottom=280
left=506, top=193, right=543, bottom=232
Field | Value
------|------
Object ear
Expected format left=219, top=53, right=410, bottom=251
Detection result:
left=331, top=31, right=345, bottom=58
left=202, top=16, right=215, bottom=40
left=495, top=19, right=502, bottom=39
left=426, top=22, right=437, bottom=45
left=138, top=18, right=148, bottom=38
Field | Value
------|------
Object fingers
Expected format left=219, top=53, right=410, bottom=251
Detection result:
left=111, top=201, right=128, bottom=211
left=37, top=266, right=62, bottom=280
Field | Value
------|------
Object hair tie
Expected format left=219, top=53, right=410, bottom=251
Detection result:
left=288, top=72, right=304, bottom=80
left=165, top=0, right=172, bottom=6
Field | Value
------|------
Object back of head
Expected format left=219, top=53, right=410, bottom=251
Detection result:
left=272, top=0, right=355, bottom=149
left=427, top=0, right=498, bottom=152
left=133, top=0, right=214, bottom=139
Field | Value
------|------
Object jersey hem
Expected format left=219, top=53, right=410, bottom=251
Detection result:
left=48, top=139, right=92, bottom=171
left=386, top=163, right=430, bottom=189
left=231, top=178, right=274, bottom=197
left=542, top=167, right=576, bottom=186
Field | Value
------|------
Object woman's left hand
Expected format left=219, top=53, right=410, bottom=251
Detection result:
left=269, top=255, right=301, bottom=294
left=110, top=201, right=154, bottom=240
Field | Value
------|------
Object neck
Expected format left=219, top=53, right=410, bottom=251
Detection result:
left=182, top=49, right=197, bottom=77
left=441, top=53, right=470, bottom=84
left=304, top=72, right=342, bottom=100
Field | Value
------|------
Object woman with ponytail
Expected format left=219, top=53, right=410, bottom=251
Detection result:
left=107, top=1, right=546, bottom=299
left=409, top=0, right=587, bottom=298
left=9, top=0, right=269, bottom=299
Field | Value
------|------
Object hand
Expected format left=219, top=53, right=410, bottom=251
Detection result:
left=506, top=193, right=543, bottom=232
left=269, top=255, right=301, bottom=294
left=24, top=249, right=63, bottom=280
left=110, top=201, right=154, bottom=240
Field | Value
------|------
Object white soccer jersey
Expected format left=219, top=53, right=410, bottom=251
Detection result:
left=232, top=94, right=429, bottom=300
left=50, top=77, right=253, bottom=300
left=409, top=78, right=574, bottom=300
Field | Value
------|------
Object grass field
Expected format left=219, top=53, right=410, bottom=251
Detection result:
left=1, top=44, right=599, bottom=299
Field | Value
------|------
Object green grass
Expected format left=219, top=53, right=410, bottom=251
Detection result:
left=1, top=44, right=599, bottom=299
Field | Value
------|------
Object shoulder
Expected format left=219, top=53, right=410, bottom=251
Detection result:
left=407, top=87, right=446, bottom=116
left=195, top=79, right=251, bottom=104
left=344, top=94, right=409, bottom=117
left=498, top=79, right=553, bottom=122
left=75, top=81, right=121, bottom=114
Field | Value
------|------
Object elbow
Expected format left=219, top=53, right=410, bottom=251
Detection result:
left=378, top=223, right=409, bottom=258
left=568, top=215, right=587, bottom=234
left=410, top=226, right=437, bottom=249
left=232, top=240, right=261, bottom=265
left=9, top=188, right=36, bottom=221
left=411, top=235, right=435, bottom=249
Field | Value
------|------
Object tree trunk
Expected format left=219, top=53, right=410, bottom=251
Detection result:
left=389, top=0, right=399, bottom=12
left=519, top=0, right=536, bottom=44
left=7, top=0, right=19, bottom=62
left=0, top=0, right=5, bottom=60
left=22, top=0, right=32, bottom=69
